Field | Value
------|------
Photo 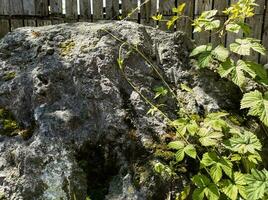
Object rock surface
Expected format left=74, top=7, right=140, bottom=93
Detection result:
left=0, top=21, right=241, bottom=200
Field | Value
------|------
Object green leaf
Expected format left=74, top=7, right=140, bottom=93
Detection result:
left=222, top=172, right=247, bottom=200
left=230, top=38, right=266, bottom=56
left=192, top=174, right=211, bottom=187
left=152, top=14, right=163, bottom=21
left=172, top=3, right=186, bottom=14
left=205, top=183, right=220, bottom=200
left=205, top=20, right=221, bottom=31
left=198, top=128, right=223, bottom=146
left=201, top=152, right=233, bottom=182
left=184, top=144, right=196, bottom=159
left=180, top=83, right=193, bottom=93
left=212, top=45, right=229, bottom=62
left=226, top=23, right=241, bottom=33
left=224, top=130, right=262, bottom=154
left=241, top=90, right=268, bottom=126
left=168, top=141, right=185, bottom=150
left=197, top=51, right=213, bottom=68
left=153, top=86, right=168, bottom=99
left=210, top=164, right=222, bottom=183
left=175, top=148, right=185, bottom=162
left=246, top=169, right=268, bottom=200
left=190, top=44, right=213, bottom=57
left=222, top=180, right=238, bottom=200
left=193, top=188, right=205, bottom=200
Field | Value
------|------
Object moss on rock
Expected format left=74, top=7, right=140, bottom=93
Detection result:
left=1, top=71, right=16, bottom=82
left=0, top=107, right=20, bottom=136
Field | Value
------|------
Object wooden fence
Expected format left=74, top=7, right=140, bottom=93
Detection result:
left=0, top=0, right=267, bottom=63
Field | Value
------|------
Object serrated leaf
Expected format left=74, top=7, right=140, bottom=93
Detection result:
left=175, top=148, right=185, bottom=162
left=210, top=164, right=222, bottom=183
left=246, top=169, right=268, bottom=200
left=224, top=130, right=262, bottom=154
left=197, top=51, right=213, bottom=68
left=241, top=90, right=268, bottom=126
left=198, top=129, right=223, bottom=146
left=212, top=45, right=229, bottom=62
left=192, top=174, right=211, bottom=187
left=205, top=20, right=221, bottom=31
left=230, top=38, right=251, bottom=55
left=226, top=23, right=241, bottom=33
left=168, top=141, right=185, bottom=150
left=184, top=144, right=196, bottom=159
left=190, top=44, right=212, bottom=57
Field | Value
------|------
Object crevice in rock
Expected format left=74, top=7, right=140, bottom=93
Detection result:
left=75, top=142, right=120, bottom=200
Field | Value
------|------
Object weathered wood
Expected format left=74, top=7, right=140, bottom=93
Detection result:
left=176, top=0, right=194, bottom=38
left=9, top=0, right=24, bottom=15
left=35, top=0, right=49, bottom=16
left=79, top=0, right=91, bottom=19
left=159, top=0, right=175, bottom=30
left=106, top=0, right=119, bottom=20
left=92, top=0, right=103, bottom=20
left=10, top=19, right=23, bottom=31
left=226, top=0, right=242, bottom=47
left=211, top=0, right=228, bottom=46
left=193, top=0, right=213, bottom=45
left=245, top=0, right=265, bottom=62
left=65, top=0, right=78, bottom=18
left=37, top=19, right=52, bottom=26
left=24, top=19, right=36, bottom=27
left=51, top=19, right=65, bottom=24
left=0, top=0, right=10, bottom=15
left=0, top=19, right=9, bottom=38
left=140, top=0, right=157, bottom=26
left=50, top=0, right=62, bottom=15
left=22, top=0, right=35, bottom=15
left=121, top=0, right=138, bottom=20
left=260, top=3, right=268, bottom=64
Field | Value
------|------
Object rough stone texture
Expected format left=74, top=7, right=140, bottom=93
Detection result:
left=0, top=21, right=241, bottom=200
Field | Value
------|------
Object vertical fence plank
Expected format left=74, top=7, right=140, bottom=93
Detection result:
left=260, top=3, right=268, bottom=64
left=159, top=0, right=175, bottom=31
left=92, top=0, right=103, bottom=20
left=0, top=19, right=10, bottom=38
left=226, top=0, right=241, bottom=47
left=106, top=0, right=119, bottom=20
left=66, top=0, right=78, bottom=18
left=140, top=0, right=157, bottom=26
left=176, top=0, right=194, bottom=37
left=122, top=0, right=138, bottom=20
left=211, top=0, right=228, bottom=46
left=22, top=0, right=35, bottom=15
left=37, top=19, right=52, bottom=26
left=245, top=0, right=265, bottom=62
left=35, top=0, right=49, bottom=16
left=10, top=19, right=23, bottom=31
left=24, top=19, right=36, bottom=26
left=50, top=0, right=63, bottom=15
left=0, top=0, right=10, bottom=15
left=9, top=0, right=24, bottom=15
left=193, top=0, right=213, bottom=45
left=80, top=0, right=91, bottom=19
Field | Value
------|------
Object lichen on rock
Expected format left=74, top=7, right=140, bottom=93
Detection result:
left=0, top=21, right=243, bottom=200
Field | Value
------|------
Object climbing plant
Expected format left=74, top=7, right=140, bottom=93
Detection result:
left=105, top=0, right=268, bottom=199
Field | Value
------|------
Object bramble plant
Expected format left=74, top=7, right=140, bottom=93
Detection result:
left=107, top=0, right=268, bottom=199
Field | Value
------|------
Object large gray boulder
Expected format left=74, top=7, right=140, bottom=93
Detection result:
left=0, top=21, right=241, bottom=200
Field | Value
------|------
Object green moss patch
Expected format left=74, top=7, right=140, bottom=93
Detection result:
left=59, top=40, right=75, bottom=56
left=0, top=107, right=34, bottom=139
left=1, top=71, right=16, bottom=82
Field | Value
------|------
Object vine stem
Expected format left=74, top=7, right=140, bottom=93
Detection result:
left=116, top=42, right=211, bottom=176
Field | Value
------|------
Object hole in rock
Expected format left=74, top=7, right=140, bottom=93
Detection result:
left=76, top=142, right=120, bottom=200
